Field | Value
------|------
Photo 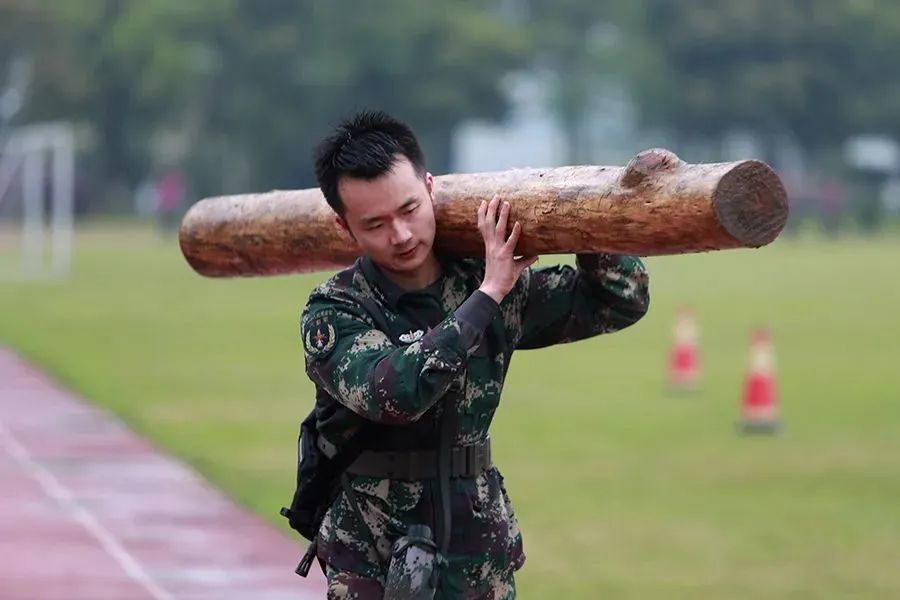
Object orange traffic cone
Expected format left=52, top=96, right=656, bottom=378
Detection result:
left=667, top=308, right=701, bottom=392
left=739, top=329, right=781, bottom=434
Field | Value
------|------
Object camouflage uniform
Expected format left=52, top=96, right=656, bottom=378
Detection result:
left=300, top=253, right=649, bottom=599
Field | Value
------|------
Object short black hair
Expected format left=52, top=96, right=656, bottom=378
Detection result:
left=314, top=110, right=426, bottom=215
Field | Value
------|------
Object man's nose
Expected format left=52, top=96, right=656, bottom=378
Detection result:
left=391, top=219, right=413, bottom=246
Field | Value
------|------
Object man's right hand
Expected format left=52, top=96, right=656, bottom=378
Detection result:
left=477, top=195, right=539, bottom=305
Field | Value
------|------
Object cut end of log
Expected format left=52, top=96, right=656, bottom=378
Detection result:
left=713, top=160, right=789, bottom=248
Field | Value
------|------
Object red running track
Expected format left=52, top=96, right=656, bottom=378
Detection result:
left=0, top=347, right=326, bottom=599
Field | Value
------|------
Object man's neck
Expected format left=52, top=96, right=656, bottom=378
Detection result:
left=381, top=252, right=442, bottom=291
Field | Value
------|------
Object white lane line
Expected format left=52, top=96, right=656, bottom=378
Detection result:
left=0, top=420, right=174, bottom=600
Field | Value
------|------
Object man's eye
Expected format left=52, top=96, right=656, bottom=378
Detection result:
left=366, top=223, right=383, bottom=230
left=403, top=205, right=418, bottom=214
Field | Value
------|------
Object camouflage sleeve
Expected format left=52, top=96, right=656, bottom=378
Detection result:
left=515, top=253, right=650, bottom=350
left=301, top=294, right=491, bottom=425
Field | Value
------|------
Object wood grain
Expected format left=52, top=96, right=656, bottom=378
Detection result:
left=179, top=149, right=788, bottom=277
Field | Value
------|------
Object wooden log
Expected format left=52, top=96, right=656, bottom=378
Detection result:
left=179, top=148, right=788, bottom=278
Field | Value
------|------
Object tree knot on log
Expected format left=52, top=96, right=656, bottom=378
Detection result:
left=620, top=148, right=683, bottom=188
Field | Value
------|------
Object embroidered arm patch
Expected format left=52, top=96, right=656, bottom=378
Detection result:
left=303, top=309, right=338, bottom=359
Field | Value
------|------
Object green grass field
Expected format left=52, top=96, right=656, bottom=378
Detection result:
left=2, top=222, right=899, bottom=598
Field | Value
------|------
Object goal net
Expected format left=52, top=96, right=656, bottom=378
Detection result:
left=0, top=122, right=74, bottom=281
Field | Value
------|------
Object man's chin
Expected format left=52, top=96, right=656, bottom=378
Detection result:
left=385, top=243, right=433, bottom=272
left=389, top=250, right=420, bottom=271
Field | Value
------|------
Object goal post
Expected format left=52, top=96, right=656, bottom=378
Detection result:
left=0, top=122, right=75, bottom=281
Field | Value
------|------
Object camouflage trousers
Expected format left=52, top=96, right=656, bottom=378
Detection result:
left=318, top=468, right=523, bottom=599
left=325, top=562, right=516, bottom=600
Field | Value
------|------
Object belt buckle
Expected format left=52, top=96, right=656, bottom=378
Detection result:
left=474, top=442, right=490, bottom=474
left=471, top=444, right=484, bottom=475
left=466, top=444, right=484, bottom=477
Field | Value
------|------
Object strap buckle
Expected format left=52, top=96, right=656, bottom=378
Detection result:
left=449, top=439, right=492, bottom=477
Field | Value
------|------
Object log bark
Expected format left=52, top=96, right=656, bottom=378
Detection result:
left=179, top=149, right=788, bottom=278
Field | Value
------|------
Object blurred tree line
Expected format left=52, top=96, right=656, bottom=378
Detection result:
left=2, top=0, right=900, bottom=224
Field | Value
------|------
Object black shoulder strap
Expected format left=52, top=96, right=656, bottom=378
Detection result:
left=429, top=389, right=459, bottom=589
left=354, top=294, right=403, bottom=345
left=437, top=394, right=456, bottom=552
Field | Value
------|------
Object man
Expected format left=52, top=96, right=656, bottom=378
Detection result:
left=300, top=110, right=649, bottom=599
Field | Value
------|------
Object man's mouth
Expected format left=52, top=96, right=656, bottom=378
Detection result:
left=396, top=244, right=418, bottom=258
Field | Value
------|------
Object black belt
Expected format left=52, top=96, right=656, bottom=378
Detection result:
left=346, top=439, right=492, bottom=480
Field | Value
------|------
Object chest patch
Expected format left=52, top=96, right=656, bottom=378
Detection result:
left=398, top=329, right=425, bottom=344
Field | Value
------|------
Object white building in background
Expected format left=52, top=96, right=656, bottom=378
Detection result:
left=452, top=73, right=567, bottom=173
left=451, top=71, right=674, bottom=173
left=452, top=69, right=825, bottom=176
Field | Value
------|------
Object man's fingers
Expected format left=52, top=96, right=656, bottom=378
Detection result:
left=477, top=200, right=486, bottom=230
left=485, top=195, right=500, bottom=229
left=504, top=220, right=522, bottom=250
left=496, top=201, right=510, bottom=235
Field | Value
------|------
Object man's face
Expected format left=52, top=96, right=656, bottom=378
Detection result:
left=336, top=156, right=437, bottom=277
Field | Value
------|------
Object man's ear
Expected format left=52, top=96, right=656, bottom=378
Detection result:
left=335, top=215, right=357, bottom=243
left=425, top=172, right=435, bottom=200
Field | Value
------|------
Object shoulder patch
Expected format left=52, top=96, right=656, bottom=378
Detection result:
left=303, top=309, right=338, bottom=359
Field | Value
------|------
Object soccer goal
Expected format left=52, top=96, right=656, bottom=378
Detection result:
left=0, top=122, right=74, bottom=281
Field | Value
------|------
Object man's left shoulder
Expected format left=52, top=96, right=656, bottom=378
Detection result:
left=444, top=256, right=485, bottom=281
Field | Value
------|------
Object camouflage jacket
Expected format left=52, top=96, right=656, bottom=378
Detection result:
left=299, top=253, right=649, bottom=594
